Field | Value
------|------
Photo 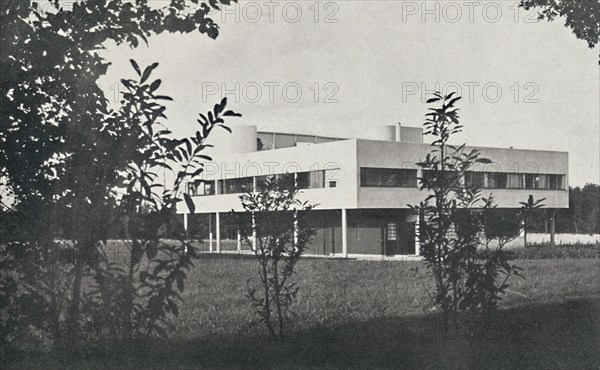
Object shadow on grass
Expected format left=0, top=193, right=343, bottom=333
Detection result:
left=4, top=298, right=599, bottom=369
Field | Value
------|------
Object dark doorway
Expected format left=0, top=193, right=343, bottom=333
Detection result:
left=398, top=222, right=416, bottom=255
left=385, top=221, right=416, bottom=256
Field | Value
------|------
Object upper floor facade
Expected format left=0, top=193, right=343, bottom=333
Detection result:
left=177, top=124, right=568, bottom=214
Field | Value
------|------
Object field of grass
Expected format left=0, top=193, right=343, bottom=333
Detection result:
left=5, top=255, right=600, bottom=369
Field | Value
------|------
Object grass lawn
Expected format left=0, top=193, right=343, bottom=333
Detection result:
left=5, top=255, right=600, bottom=369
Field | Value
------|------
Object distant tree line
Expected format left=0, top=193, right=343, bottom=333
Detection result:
left=482, top=184, right=599, bottom=236
left=528, top=184, right=600, bottom=235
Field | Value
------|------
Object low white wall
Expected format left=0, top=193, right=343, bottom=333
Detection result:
left=500, top=234, right=600, bottom=248
left=526, top=233, right=600, bottom=245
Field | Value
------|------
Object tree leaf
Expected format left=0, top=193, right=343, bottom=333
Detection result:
left=130, top=59, right=142, bottom=76
left=147, top=242, right=158, bottom=259
left=149, top=79, right=162, bottom=93
left=141, top=62, right=159, bottom=84
left=176, top=273, right=184, bottom=292
left=223, top=110, right=242, bottom=117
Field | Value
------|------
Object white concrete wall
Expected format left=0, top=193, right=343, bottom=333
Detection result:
left=178, top=138, right=569, bottom=214
left=178, top=139, right=359, bottom=213
left=522, top=233, right=600, bottom=245
left=357, top=140, right=569, bottom=209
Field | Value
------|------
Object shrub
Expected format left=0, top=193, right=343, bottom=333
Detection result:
left=237, top=175, right=315, bottom=341
left=0, top=60, right=241, bottom=348
left=410, top=92, right=524, bottom=323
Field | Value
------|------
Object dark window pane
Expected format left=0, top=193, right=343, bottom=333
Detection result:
left=476, top=173, right=485, bottom=188
left=497, top=173, right=507, bottom=188
left=256, top=174, right=295, bottom=189
left=222, top=177, right=254, bottom=194
left=360, top=168, right=417, bottom=187
left=382, top=170, right=397, bottom=186
left=507, top=173, right=523, bottom=189
left=190, top=180, right=215, bottom=196
left=465, top=172, right=472, bottom=187
left=421, top=169, right=457, bottom=188
left=255, top=175, right=272, bottom=189
left=297, top=171, right=329, bottom=189
left=315, top=136, right=336, bottom=144
left=558, top=175, right=565, bottom=189
left=276, top=173, right=295, bottom=184
left=187, top=182, right=198, bottom=196
left=399, top=169, right=417, bottom=187
left=257, top=132, right=274, bottom=151
left=538, top=174, right=548, bottom=189
left=486, top=172, right=497, bottom=188
left=297, top=172, right=310, bottom=189
left=256, top=175, right=267, bottom=186
left=466, top=172, right=485, bottom=188
left=548, top=174, right=565, bottom=190
left=525, top=174, right=537, bottom=189
left=274, top=133, right=296, bottom=149
left=296, top=135, right=315, bottom=144
left=360, top=168, right=380, bottom=187
left=549, top=175, right=556, bottom=189
left=483, top=172, right=507, bottom=189
left=204, top=181, right=215, bottom=195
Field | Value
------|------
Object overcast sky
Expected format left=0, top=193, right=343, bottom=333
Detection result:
left=99, top=1, right=599, bottom=186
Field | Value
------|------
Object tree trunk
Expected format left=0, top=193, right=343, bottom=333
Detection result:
left=273, top=261, right=285, bottom=342
left=523, top=215, right=527, bottom=248
left=550, top=209, right=556, bottom=247
left=261, top=259, right=276, bottom=340
left=67, top=243, right=85, bottom=345
left=125, top=239, right=138, bottom=340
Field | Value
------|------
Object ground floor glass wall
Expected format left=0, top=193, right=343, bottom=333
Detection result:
left=183, top=209, right=419, bottom=256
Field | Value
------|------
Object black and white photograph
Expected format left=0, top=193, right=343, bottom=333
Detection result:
left=1, top=0, right=599, bottom=368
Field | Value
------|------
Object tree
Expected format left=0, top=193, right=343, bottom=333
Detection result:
left=565, top=184, right=600, bottom=234
left=519, top=194, right=546, bottom=248
left=410, top=92, right=523, bottom=323
left=1, top=0, right=235, bottom=206
left=237, top=175, right=315, bottom=341
left=0, top=0, right=240, bottom=347
left=519, top=0, right=600, bottom=49
left=523, top=184, right=599, bottom=235
left=84, top=61, right=240, bottom=340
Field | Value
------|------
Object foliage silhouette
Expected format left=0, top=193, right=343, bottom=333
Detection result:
left=410, top=92, right=524, bottom=323
left=0, top=0, right=240, bottom=348
left=236, top=175, right=315, bottom=341
left=527, top=184, right=599, bottom=235
left=519, top=194, right=546, bottom=248
left=519, top=0, right=599, bottom=49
